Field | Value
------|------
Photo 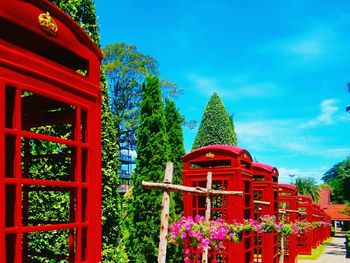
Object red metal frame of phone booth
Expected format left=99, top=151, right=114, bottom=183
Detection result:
left=183, top=145, right=254, bottom=263
left=252, top=162, right=279, bottom=263
left=0, top=1, right=103, bottom=262
left=278, top=184, right=298, bottom=263
left=297, top=195, right=313, bottom=255
left=312, top=203, right=322, bottom=248
left=322, top=214, right=331, bottom=242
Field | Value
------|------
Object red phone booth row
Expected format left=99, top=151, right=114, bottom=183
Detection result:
left=1, top=0, right=103, bottom=262
left=182, top=145, right=332, bottom=263
left=183, top=145, right=281, bottom=263
left=278, top=184, right=298, bottom=263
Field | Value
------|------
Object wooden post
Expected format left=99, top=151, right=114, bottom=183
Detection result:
left=142, top=165, right=243, bottom=263
left=279, top=203, right=286, bottom=263
left=158, top=162, right=173, bottom=263
left=202, top=172, right=212, bottom=263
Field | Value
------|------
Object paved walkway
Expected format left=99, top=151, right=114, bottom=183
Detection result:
left=298, top=234, right=350, bottom=263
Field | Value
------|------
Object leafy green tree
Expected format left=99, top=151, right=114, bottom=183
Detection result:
left=164, top=98, right=185, bottom=262
left=103, top=43, right=180, bottom=151
left=294, top=177, right=320, bottom=202
left=49, top=1, right=123, bottom=261
left=127, top=75, right=169, bottom=262
left=322, top=157, right=350, bottom=203
left=192, top=92, right=237, bottom=150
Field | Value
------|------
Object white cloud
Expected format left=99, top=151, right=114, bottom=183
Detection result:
left=286, top=38, right=325, bottom=57
left=236, top=118, right=349, bottom=158
left=258, top=23, right=342, bottom=67
left=278, top=167, right=327, bottom=184
left=304, top=99, right=340, bottom=127
left=236, top=119, right=311, bottom=152
left=187, top=73, right=280, bottom=99
left=324, top=148, right=350, bottom=157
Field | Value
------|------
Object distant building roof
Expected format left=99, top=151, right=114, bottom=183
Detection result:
left=318, top=187, right=350, bottom=221
left=325, top=204, right=350, bottom=221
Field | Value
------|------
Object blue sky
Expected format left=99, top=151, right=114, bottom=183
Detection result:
left=95, top=0, right=350, bottom=183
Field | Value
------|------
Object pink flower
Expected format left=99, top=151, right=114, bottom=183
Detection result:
left=185, top=248, right=190, bottom=255
left=201, top=238, right=210, bottom=247
left=181, top=232, right=187, bottom=239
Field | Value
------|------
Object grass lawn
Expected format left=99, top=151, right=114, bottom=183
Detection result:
left=297, top=238, right=333, bottom=260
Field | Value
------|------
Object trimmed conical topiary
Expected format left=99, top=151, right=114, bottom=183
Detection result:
left=192, top=92, right=237, bottom=150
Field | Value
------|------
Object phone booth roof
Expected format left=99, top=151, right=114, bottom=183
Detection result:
left=252, top=162, right=279, bottom=182
left=183, top=144, right=253, bottom=169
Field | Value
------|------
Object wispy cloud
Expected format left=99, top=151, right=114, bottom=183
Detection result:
left=278, top=167, right=328, bottom=184
left=236, top=117, right=349, bottom=159
left=303, top=99, right=340, bottom=127
left=258, top=23, right=344, bottom=68
left=187, top=73, right=281, bottom=99
left=284, top=29, right=329, bottom=59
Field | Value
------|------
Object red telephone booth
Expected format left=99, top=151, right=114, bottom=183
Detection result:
left=323, top=214, right=331, bottom=241
left=252, top=162, right=279, bottom=263
left=0, top=1, right=103, bottom=262
left=278, top=184, right=298, bottom=263
left=183, top=145, right=254, bottom=262
left=311, top=203, right=322, bottom=248
left=297, top=195, right=313, bottom=255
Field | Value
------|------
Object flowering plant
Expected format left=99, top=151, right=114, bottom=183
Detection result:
left=294, top=220, right=313, bottom=234
left=168, top=216, right=242, bottom=252
left=168, top=215, right=328, bottom=261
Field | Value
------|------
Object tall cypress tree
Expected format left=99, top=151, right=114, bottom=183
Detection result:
left=192, top=92, right=237, bottom=150
left=164, top=98, right=185, bottom=262
left=164, top=98, right=185, bottom=213
left=127, top=75, right=169, bottom=262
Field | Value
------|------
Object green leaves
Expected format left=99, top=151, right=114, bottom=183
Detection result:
left=192, top=92, right=238, bottom=150
left=323, top=156, right=350, bottom=203
left=294, top=177, right=320, bottom=202
left=127, top=75, right=169, bottom=262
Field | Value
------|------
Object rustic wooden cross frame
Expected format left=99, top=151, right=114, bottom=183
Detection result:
left=142, top=162, right=243, bottom=263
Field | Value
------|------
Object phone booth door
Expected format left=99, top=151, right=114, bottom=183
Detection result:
left=252, top=163, right=279, bottom=263
left=0, top=1, right=103, bottom=262
left=279, top=184, right=298, bottom=263
left=297, top=195, right=312, bottom=255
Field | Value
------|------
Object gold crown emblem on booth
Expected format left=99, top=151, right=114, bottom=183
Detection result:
left=205, top=152, right=215, bottom=159
left=38, top=12, right=58, bottom=36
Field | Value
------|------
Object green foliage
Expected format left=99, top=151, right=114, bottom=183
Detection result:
left=192, top=92, right=237, bottom=150
left=164, top=98, right=185, bottom=210
left=127, top=75, right=169, bottom=262
left=294, top=177, right=320, bottom=202
left=48, top=0, right=124, bottom=260
left=24, top=127, right=71, bottom=262
left=347, top=231, right=350, bottom=257
left=164, top=98, right=185, bottom=262
left=322, top=157, right=350, bottom=203
left=103, top=43, right=180, bottom=149
left=49, top=0, right=100, bottom=45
